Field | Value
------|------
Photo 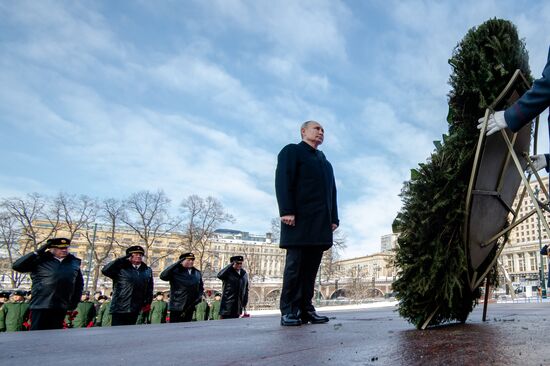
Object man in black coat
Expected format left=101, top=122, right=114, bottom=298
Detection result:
left=159, top=252, right=203, bottom=323
left=217, top=255, right=249, bottom=319
left=275, top=120, right=339, bottom=326
left=12, top=238, right=83, bottom=330
left=101, top=245, right=153, bottom=326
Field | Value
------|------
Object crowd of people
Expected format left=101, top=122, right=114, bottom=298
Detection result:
left=1, top=239, right=249, bottom=332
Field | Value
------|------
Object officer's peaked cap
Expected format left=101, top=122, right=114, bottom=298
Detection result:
left=48, top=238, right=71, bottom=248
left=126, top=245, right=145, bottom=255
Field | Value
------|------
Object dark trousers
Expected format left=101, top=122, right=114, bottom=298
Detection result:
left=280, top=247, right=324, bottom=316
left=169, top=309, right=193, bottom=323
left=30, top=309, right=67, bottom=331
left=111, top=312, right=139, bottom=326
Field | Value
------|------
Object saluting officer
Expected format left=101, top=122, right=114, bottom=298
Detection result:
left=102, top=245, right=154, bottom=326
left=160, top=252, right=204, bottom=323
left=217, top=255, right=249, bottom=319
left=12, top=238, right=83, bottom=330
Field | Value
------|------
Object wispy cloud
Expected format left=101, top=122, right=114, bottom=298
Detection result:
left=1, top=0, right=549, bottom=259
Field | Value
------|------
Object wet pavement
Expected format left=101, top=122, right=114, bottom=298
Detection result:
left=1, top=302, right=548, bottom=365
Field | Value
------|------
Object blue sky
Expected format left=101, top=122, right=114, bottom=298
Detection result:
left=1, top=1, right=549, bottom=258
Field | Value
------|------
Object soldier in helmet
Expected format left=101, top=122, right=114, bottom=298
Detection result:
left=1, top=290, right=30, bottom=332
left=102, top=246, right=154, bottom=326
left=160, top=252, right=203, bottom=323
left=12, top=238, right=83, bottom=330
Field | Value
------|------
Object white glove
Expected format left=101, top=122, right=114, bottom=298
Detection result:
left=526, top=155, right=547, bottom=174
left=477, top=111, right=507, bottom=136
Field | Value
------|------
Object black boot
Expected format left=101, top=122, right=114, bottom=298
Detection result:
left=301, top=311, right=329, bottom=324
left=281, top=314, right=302, bottom=326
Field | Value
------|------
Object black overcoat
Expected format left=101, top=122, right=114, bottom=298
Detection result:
left=275, top=141, right=339, bottom=249
left=159, top=263, right=203, bottom=312
left=102, top=257, right=154, bottom=314
left=12, top=251, right=83, bottom=311
left=217, top=264, right=249, bottom=318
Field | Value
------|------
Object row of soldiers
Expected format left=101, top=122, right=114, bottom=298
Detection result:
left=0, top=289, right=225, bottom=332
left=6, top=237, right=249, bottom=331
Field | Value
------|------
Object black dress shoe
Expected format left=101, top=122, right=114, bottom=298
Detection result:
left=281, top=314, right=302, bottom=326
left=301, top=311, right=329, bottom=324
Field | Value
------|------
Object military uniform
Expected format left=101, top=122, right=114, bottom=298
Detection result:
left=1, top=291, right=30, bottom=332
left=160, top=252, right=203, bottom=323
left=149, top=298, right=168, bottom=324
left=73, top=299, right=96, bottom=328
left=12, top=238, right=84, bottom=330
left=101, top=246, right=154, bottom=326
left=193, top=298, right=209, bottom=321
left=95, top=300, right=112, bottom=327
left=218, top=256, right=249, bottom=319
left=209, top=295, right=221, bottom=320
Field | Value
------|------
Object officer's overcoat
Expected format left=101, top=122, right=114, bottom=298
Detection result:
left=13, top=252, right=83, bottom=310
left=160, top=263, right=203, bottom=312
left=217, top=264, right=248, bottom=318
left=102, top=257, right=153, bottom=314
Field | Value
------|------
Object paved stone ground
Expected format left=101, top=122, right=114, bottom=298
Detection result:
left=1, top=303, right=548, bottom=365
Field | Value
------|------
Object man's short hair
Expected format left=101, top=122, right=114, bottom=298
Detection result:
left=300, top=120, right=318, bottom=138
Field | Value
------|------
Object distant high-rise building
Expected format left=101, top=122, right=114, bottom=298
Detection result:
left=380, top=233, right=398, bottom=252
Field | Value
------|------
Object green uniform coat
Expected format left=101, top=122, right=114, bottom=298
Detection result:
left=148, top=300, right=168, bottom=324
left=1, top=302, right=30, bottom=332
left=96, top=301, right=112, bottom=327
left=73, top=301, right=96, bottom=328
left=209, top=300, right=221, bottom=320
left=194, top=299, right=209, bottom=321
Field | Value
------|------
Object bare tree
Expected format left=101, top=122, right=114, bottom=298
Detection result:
left=270, top=217, right=280, bottom=243
left=1, top=193, right=60, bottom=253
left=56, top=193, right=98, bottom=240
left=0, top=210, right=27, bottom=288
left=241, top=244, right=264, bottom=283
left=122, top=190, right=181, bottom=267
left=320, top=229, right=347, bottom=282
left=181, top=195, right=234, bottom=271
left=82, top=198, right=125, bottom=292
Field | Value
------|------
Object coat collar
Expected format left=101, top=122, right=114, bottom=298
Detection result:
left=299, top=140, right=318, bottom=152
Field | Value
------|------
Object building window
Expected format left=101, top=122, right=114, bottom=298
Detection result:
left=518, top=253, right=525, bottom=272
left=529, top=252, right=537, bottom=271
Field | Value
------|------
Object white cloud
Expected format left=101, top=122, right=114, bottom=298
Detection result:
left=204, top=0, right=350, bottom=61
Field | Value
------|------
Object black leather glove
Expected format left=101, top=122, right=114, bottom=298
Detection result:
left=36, top=242, right=51, bottom=254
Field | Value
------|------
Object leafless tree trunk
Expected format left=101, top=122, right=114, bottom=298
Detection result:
left=181, top=195, right=234, bottom=271
left=242, top=245, right=264, bottom=283
left=82, top=198, right=124, bottom=292
left=0, top=210, right=27, bottom=287
left=56, top=193, right=98, bottom=240
left=320, top=229, right=346, bottom=282
left=270, top=217, right=280, bottom=243
left=122, top=190, right=181, bottom=268
left=1, top=193, right=60, bottom=252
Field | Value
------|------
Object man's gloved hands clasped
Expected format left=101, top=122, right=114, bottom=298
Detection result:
left=526, top=154, right=548, bottom=174
left=477, top=110, right=507, bottom=136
